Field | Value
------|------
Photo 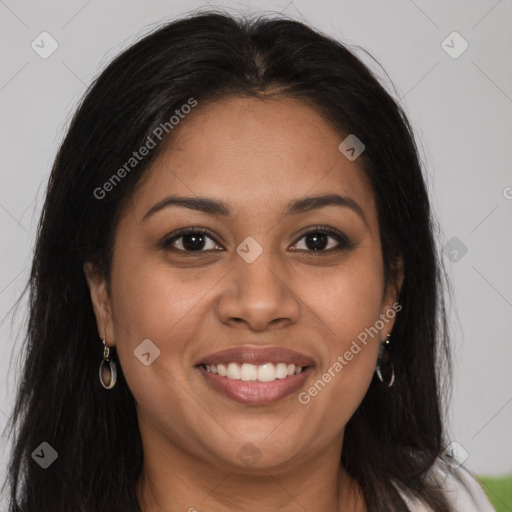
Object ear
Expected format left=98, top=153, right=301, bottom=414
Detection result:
left=83, top=262, right=116, bottom=346
left=379, top=255, right=404, bottom=338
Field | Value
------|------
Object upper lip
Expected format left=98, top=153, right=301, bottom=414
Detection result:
left=196, top=346, right=315, bottom=367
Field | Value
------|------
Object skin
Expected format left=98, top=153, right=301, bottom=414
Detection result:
left=84, top=95, right=403, bottom=512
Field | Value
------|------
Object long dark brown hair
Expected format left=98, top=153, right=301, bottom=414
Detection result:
left=4, top=11, right=453, bottom=511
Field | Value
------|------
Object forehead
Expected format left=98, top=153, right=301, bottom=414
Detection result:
left=130, top=95, right=376, bottom=221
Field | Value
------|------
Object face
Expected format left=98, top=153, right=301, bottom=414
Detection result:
left=85, top=95, right=402, bottom=472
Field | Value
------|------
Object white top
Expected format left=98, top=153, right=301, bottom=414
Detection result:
left=397, top=458, right=495, bottom=511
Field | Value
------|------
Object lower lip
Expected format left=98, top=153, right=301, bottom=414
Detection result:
left=197, top=366, right=313, bottom=405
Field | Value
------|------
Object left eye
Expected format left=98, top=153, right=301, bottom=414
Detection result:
left=291, top=228, right=351, bottom=252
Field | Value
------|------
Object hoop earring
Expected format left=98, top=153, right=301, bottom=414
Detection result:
left=376, top=334, right=395, bottom=387
left=99, top=338, right=117, bottom=390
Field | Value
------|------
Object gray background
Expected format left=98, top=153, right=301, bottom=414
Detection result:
left=1, top=0, right=511, bottom=498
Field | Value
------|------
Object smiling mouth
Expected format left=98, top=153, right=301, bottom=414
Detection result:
left=196, top=362, right=314, bottom=405
left=195, top=346, right=315, bottom=404
left=199, top=362, right=308, bottom=382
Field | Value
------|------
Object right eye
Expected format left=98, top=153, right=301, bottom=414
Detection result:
left=162, top=229, right=224, bottom=253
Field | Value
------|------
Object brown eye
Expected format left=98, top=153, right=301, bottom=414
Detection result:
left=162, top=229, right=223, bottom=252
left=290, top=227, right=353, bottom=253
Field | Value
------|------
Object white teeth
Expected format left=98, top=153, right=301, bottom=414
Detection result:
left=203, top=362, right=305, bottom=382
left=226, top=362, right=241, bottom=379
left=240, top=363, right=258, bottom=381
left=258, top=363, right=276, bottom=382
left=276, top=363, right=288, bottom=379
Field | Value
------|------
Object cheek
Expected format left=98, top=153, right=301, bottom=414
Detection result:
left=111, top=254, right=218, bottom=344
left=298, top=251, right=384, bottom=343
left=108, top=253, right=211, bottom=398
left=294, top=253, right=384, bottom=414
left=108, top=259, right=215, bottom=443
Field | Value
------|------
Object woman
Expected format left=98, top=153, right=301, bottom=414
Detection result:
left=4, top=11, right=494, bottom=512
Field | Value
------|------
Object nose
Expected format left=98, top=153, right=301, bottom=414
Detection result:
left=215, top=250, right=302, bottom=332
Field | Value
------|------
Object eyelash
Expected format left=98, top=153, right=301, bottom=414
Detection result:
left=160, top=226, right=353, bottom=254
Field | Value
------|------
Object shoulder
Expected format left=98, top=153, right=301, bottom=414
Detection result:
left=397, top=458, right=495, bottom=511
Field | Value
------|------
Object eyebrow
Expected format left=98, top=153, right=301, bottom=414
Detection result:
left=142, top=193, right=367, bottom=224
